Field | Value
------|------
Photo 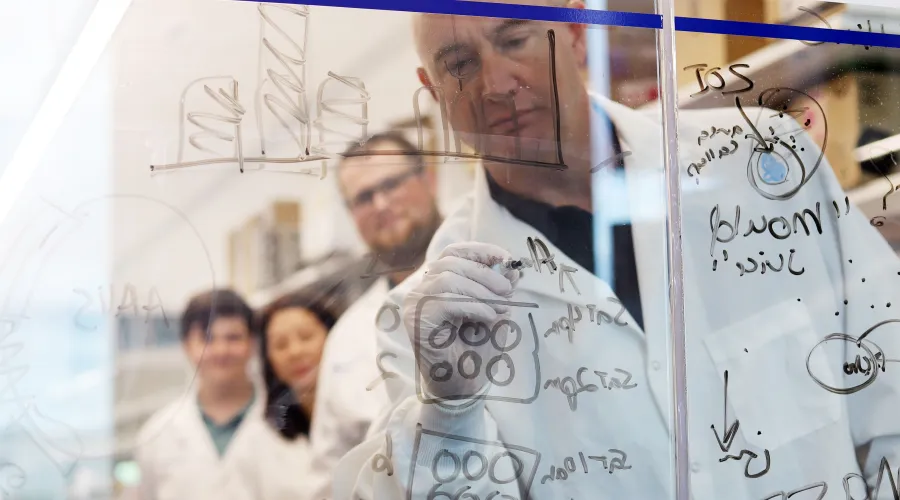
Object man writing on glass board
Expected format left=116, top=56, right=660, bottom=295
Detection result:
left=308, top=132, right=442, bottom=500
left=334, top=1, right=900, bottom=499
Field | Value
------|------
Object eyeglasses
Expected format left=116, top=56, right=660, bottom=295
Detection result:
left=347, top=166, right=424, bottom=211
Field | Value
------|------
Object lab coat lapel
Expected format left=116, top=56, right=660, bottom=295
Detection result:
left=222, top=393, right=264, bottom=461
left=175, top=395, right=220, bottom=463
left=591, top=96, right=677, bottom=431
left=592, top=96, right=671, bottom=348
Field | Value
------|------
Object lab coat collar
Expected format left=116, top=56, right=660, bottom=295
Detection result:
left=169, top=383, right=265, bottom=460
left=469, top=94, right=668, bottom=341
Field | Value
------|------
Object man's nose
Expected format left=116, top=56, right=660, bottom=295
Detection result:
left=479, top=51, right=520, bottom=97
left=372, top=190, right=391, bottom=211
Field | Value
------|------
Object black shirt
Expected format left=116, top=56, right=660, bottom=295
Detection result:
left=484, top=139, right=644, bottom=331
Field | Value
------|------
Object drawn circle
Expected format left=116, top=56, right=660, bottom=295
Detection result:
left=806, top=333, right=882, bottom=395
left=486, top=353, right=515, bottom=387
left=459, top=321, right=490, bottom=347
left=490, top=319, right=522, bottom=352
left=462, top=451, right=488, bottom=480
left=432, top=449, right=461, bottom=483
left=375, top=304, right=401, bottom=332
left=456, top=487, right=478, bottom=500
left=755, top=150, right=790, bottom=185
left=8, top=194, right=214, bottom=461
left=458, top=350, right=483, bottom=380
left=564, top=456, right=576, bottom=472
left=428, top=321, right=457, bottom=350
left=745, top=87, right=827, bottom=200
left=0, top=463, right=26, bottom=490
left=430, top=361, right=453, bottom=383
left=489, top=450, right=524, bottom=484
left=426, top=484, right=453, bottom=500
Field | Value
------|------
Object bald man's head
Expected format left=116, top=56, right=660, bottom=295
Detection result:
left=409, top=0, right=590, bottom=167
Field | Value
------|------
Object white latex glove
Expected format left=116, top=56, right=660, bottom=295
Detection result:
left=402, top=242, right=521, bottom=403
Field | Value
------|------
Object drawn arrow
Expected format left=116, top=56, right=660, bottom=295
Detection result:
left=711, top=370, right=740, bottom=453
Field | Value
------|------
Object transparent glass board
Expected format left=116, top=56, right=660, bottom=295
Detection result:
left=3, top=0, right=900, bottom=499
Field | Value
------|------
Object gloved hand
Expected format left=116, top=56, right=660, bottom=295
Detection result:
left=402, top=242, right=521, bottom=403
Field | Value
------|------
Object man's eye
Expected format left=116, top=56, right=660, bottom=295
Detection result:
left=501, top=37, right=527, bottom=50
left=446, top=58, right=476, bottom=78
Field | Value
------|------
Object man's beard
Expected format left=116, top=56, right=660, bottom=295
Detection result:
left=371, top=207, right=442, bottom=271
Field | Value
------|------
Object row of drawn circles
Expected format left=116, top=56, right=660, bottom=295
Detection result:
left=428, top=320, right=522, bottom=351
left=427, top=320, right=521, bottom=387
left=431, top=449, right=524, bottom=485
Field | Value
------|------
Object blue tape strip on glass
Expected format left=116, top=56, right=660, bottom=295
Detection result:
left=235, top=0, right=662, bottom=29
left=236, top=0, right=900, bottom=50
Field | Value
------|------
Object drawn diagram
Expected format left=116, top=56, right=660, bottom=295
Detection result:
left=806, top=319, right=900, bottom=395
left=150, top=4, right=369, bottom=176
left=413, top=299, right=540, bottom=405
left=737, top=87, right=828, bottom=201
left=151, top=21, right=569, bottom=175
left=409, top=424, right=541, bottom=500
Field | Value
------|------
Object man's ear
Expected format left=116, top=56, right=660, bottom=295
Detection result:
left=417, top=67, right=438, bottom=100
left=424, top=165, right=438, bottom=194
left=565, top=0, right=588, bottom=69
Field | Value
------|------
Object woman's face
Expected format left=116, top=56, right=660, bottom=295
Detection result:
left=265, top=307, right=328, bottom=397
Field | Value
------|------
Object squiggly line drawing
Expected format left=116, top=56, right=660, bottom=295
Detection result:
left=151, top=5, right=329, bottom=174
left=310, top=71, right=370, bottom=172
left=256, top=4, right=313, bottom=162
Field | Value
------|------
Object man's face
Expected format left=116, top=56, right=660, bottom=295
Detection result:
left=339, top=142, right=439, bottom=263
left=183, top=316, right=254, bottom=388
left=413, top=2, right=588, bottom=163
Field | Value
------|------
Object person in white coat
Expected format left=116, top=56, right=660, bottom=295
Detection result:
left=333, top=1, right=900, bottom=499
left=308, top=132, right=442, bottom=499
left=241, top=287, right=343, bottom=500
left=135, top=289, right=262, bottom=500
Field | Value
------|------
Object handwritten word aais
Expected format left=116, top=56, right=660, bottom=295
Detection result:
left=72, top=284, right=168, bottom=330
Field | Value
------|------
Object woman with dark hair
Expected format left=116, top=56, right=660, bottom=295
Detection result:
left=241, top=286, right=340, bottom=499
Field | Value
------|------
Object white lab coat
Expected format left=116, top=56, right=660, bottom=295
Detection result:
left=334, top=95, right=900, bottom=500
left=241, top=422, right=316, bottom=500
left=136, top=391, right=318, bottom=500
left=134, top=394, right=265, bottom=500
left=308, top=278, right=393, bottom=500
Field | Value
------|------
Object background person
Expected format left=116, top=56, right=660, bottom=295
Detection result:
left=241, top=287, right=341, bottom=499
left=308, top=131, right=442, bottom=499
left=135, top=289, right=261, bottom=500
